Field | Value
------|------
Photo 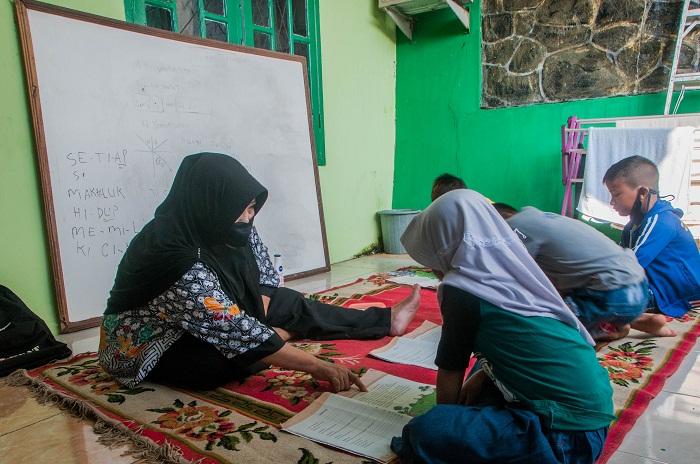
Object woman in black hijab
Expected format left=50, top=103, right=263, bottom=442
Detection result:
left=99, top=153, right=419, bottom=391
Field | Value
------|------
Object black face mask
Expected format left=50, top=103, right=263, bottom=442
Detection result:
left=227, top=222, right=253, bottom=247
left=630, top=190, right=644, bottom=226
left=630, top=187, right=660, bottom=226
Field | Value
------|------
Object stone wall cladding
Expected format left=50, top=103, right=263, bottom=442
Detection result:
left=482, top=0, right=700, bottom=108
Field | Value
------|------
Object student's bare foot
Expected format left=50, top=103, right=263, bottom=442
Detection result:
left=631, top=314, right=677, bottom=337
left=390, top=284, right=421, bottom=336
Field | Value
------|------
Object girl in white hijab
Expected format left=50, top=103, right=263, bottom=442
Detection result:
left=392, top=189, right=614, bottom=464
left=403, top=188, right=593, bottom=343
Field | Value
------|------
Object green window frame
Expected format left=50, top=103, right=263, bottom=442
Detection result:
left=124, top=0, right=325, bottom=165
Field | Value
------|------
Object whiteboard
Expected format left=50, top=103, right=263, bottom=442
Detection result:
left=18, top=2, right=329, bottom=331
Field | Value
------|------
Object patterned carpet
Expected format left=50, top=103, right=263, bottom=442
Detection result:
left=7, top=269, right=700, bottom=463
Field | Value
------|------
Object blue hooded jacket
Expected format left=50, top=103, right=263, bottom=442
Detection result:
left=621, top=200, right=700, bottom=317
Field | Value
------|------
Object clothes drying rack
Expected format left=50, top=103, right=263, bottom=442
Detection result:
left=560, top=114, right=700, bottom=227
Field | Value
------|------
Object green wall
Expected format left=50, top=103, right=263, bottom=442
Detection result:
left=0, top=0, right=125, bottom=334
left=317, top=0, right=396, bottom=262
left=0, top=0, right=396, bottom=333
left=393, top=1, right=700, bottom=213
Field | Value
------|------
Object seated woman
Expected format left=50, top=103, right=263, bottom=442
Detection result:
left=99, top=153, right=420, bottom=391
left=392, top=189, right=614, bottom=464
left=249, top=226, right=390, bottom=342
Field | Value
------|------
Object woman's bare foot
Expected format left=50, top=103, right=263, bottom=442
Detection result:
left=390, top=284, right=421, bottom=336
left=631, top=313, right=677, bottom=337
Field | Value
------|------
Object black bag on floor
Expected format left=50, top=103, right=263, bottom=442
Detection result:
left=0, top=285, right=72, bottom=377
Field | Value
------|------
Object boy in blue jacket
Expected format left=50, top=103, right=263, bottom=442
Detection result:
left=604, top=155, right=700, bottom=320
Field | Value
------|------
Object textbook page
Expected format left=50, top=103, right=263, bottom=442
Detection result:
left=282, top=370, right=435, bottom=462
left=282, top=393, right=410, bottom=463
left=369, top=321, right=441, bottom=370
left=342, top=369, right=436, bottom=416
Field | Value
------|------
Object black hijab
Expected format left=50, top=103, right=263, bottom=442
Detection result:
left=105, top=153, right=268, bottom=319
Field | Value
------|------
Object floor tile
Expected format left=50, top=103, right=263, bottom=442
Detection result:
left=336, top=253, right=418, bottom=272
left=0, top=384, right=60, bottom=436
left=663, top=350, right=700, bottom=398
left=607, top=450, right=669, bottom=463
left=286, top=265, right=370, bottom=294
left=617, top=391, right=700, bottom=463
left=56, top=327, right=100, bottom=353
left=0, top=412, right=134, bottom=463
left=287, top=255, right=418, bottom=294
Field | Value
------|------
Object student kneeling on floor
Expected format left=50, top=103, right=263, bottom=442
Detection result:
left=493, top=203, right=672, bottom=341
left=604, top=155, right=700, bottom=320
left=392, top=189, right=613, bottom=464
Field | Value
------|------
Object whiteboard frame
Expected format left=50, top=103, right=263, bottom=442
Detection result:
left=16, top=0, right=331, bottom=333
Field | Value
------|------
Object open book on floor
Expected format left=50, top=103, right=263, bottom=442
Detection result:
left=369, top=321, right=441, bottom=370
left=281, top=369, right=436, bottom=463
left=386, top=269, right=440, bottom=290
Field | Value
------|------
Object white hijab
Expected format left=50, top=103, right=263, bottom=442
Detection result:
left=401, top=189, right=594, bottom=345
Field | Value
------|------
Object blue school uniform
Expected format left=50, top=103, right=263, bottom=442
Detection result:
left=621, top=200, right=700, bottom=317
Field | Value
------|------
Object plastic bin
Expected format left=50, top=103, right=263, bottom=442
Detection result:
left=377, top=209, right=420, bottom=254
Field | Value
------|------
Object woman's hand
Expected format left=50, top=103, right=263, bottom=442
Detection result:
left=310, top=361, right=367, bottom=393
left=261, top=344, right=366, bottom=393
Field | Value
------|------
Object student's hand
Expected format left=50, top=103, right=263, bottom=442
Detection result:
left=311, top=361, right=367, bottom=393
left=458, top=369, right=487, bottom=405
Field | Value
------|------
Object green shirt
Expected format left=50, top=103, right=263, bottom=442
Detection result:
left=437, top=285, right=615, bottom=431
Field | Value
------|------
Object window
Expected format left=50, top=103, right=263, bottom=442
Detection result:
left=125, top=0, right=325, bottom=165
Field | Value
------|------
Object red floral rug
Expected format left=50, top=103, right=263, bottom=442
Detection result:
left=596, top=300, right=700, bottom=463
left=7, top=269, right=700, bottom=463
left=7, top=271, right=441, bottom=464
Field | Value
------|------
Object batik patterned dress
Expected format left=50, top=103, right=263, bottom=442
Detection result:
left=99, top=227, right=281, bottom=388
left=250, top=226, right=280, bottom=287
